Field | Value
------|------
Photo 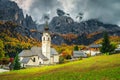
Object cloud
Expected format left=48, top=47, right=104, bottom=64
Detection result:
left=74, top=0, right=120, bottom=24
left=12, top=0, right=120, bottom=25
left=11, top=0, right=33, bottom=14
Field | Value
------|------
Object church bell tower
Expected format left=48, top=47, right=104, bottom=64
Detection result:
left=42, top=21, right=51, bottom=61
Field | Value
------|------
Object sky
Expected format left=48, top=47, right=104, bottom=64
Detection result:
left=11, top=0, right=120, bottom=26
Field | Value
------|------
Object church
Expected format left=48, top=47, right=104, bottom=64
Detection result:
left=18, top=22, right=59, bottom=67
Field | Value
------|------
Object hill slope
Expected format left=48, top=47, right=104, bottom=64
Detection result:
left=0, top=21, right=41, bottom=57
left=0, top=54, right=120, bottom=80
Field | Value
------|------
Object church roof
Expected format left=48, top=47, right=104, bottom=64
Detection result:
left=31, top=46, right=42, bottom=55
left=19, top=46, right=58, bottom=60
left=51, top=48, right=58, bottom=55
left=38, top=53, right=48, bottom=61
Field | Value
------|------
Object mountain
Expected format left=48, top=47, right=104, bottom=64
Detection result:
left=0, top=0, right=36, bottom=29
left=0, top=0, right=120, bottom=45
left=49, top=16, right=120, bottom=34
left=0, top=0, right=41, bottom=39
left=37, top=15, right=120, bottom=45
left=0, top=0, right=41, bottom=57
left=0, top=21, right=41, bottom=57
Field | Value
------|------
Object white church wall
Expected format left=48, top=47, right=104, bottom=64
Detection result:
left=50, top=57, right=54, bottom=64
left=53, top=55, right=59, bottom=63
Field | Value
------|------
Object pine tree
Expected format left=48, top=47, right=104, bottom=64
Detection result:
left=100, top=32, right=115, bottom=54
left=74, top=45, right=79, bottom=51
left=13, top=54, right=21, bottom=70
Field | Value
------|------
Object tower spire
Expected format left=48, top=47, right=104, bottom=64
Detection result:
left=44, top=21, right=49, bottom=31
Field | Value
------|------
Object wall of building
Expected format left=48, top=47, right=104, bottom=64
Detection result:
left=53, top=55, right=59, bottom=63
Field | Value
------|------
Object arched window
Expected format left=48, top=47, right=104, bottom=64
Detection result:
left=33, top=58, right=35, bottom=62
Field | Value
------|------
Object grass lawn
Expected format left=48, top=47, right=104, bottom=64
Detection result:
left=0, top=54, right=120, bottom=80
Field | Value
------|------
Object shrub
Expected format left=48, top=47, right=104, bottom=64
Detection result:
left=59, top=56, right=64, bottom=64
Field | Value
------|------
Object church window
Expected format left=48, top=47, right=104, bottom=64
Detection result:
left=33, top=58, right=35, bottom=62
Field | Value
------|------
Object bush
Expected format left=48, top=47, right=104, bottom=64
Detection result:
left=59, top=56, right=64, bottom=64
left=0, top=57, right=9, bottom=65
left=79, top=56, right=82, bottom=60
left=66, top=55, right=71, bottom=59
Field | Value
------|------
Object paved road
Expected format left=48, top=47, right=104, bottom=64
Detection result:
left=0, top=69, right=9, bottom=73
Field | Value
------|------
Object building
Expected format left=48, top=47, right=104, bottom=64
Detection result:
left=19, top=22, right=59, bottom=67
left=83, top=44, right=101, bottom=56
left=115, top=44, right=120, bottom=52
left=72, top=51, right=87, bottom=59
left=89, top=44, right=101, bottom=56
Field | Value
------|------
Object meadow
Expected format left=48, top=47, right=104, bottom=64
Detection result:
left=0, top=54, right=120, bottom=80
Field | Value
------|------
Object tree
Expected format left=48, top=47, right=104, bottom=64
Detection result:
left=13, top=54, right=21, bottom=70
left=100, top=32, right=116, bottom=54
left=0, top=40, right=5, bottom=58
left=74, top=45, right=79, bottom=51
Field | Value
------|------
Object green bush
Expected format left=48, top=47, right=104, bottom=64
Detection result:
left=59, top=56, right=64, bottom=64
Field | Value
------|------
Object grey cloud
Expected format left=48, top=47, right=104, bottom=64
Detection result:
left=73, top=0, right=120, bottom=25
left=28, top=0, right=62, bottom=23
left=13, top=0, right=120, bottom=25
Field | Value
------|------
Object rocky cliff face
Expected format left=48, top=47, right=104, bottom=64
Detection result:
left=1, top=0, right=120, bottom=45
left=38, top=15, right=120, bottom=45
left=0, top=0, right=39, bottom=39
left=49, top=16, right=120, bottom=34
left=0, top=0, right=36, bottom=29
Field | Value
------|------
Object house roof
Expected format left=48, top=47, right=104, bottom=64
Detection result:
left=21, top=57, right=30, bottom=64
left=19, top=50, right=33, bottom=57
left=73, top=51, right=87, bottom=58
left=89, top=44, right=102, bottom=48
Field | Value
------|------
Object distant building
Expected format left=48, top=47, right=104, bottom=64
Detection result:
left=83, top=44, right=101, bottom=56
left=72, top=51, right=87, bottom=59
left=89, top=44, right=102, bottom=51
left=19, top=22, right=59, bottom=67
left=115, top=44, right=120, bottom=52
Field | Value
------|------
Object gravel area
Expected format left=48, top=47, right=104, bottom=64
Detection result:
left=0, top=69, right=9, bottom=73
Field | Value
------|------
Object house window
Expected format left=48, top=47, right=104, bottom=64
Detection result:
left=44, top=37, right=45, bottom=41
left=48, top=37, right=49, bottom=41
left=39, top=62, right=41, bottom=64
left=33, top=58, right=35, bottom=62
